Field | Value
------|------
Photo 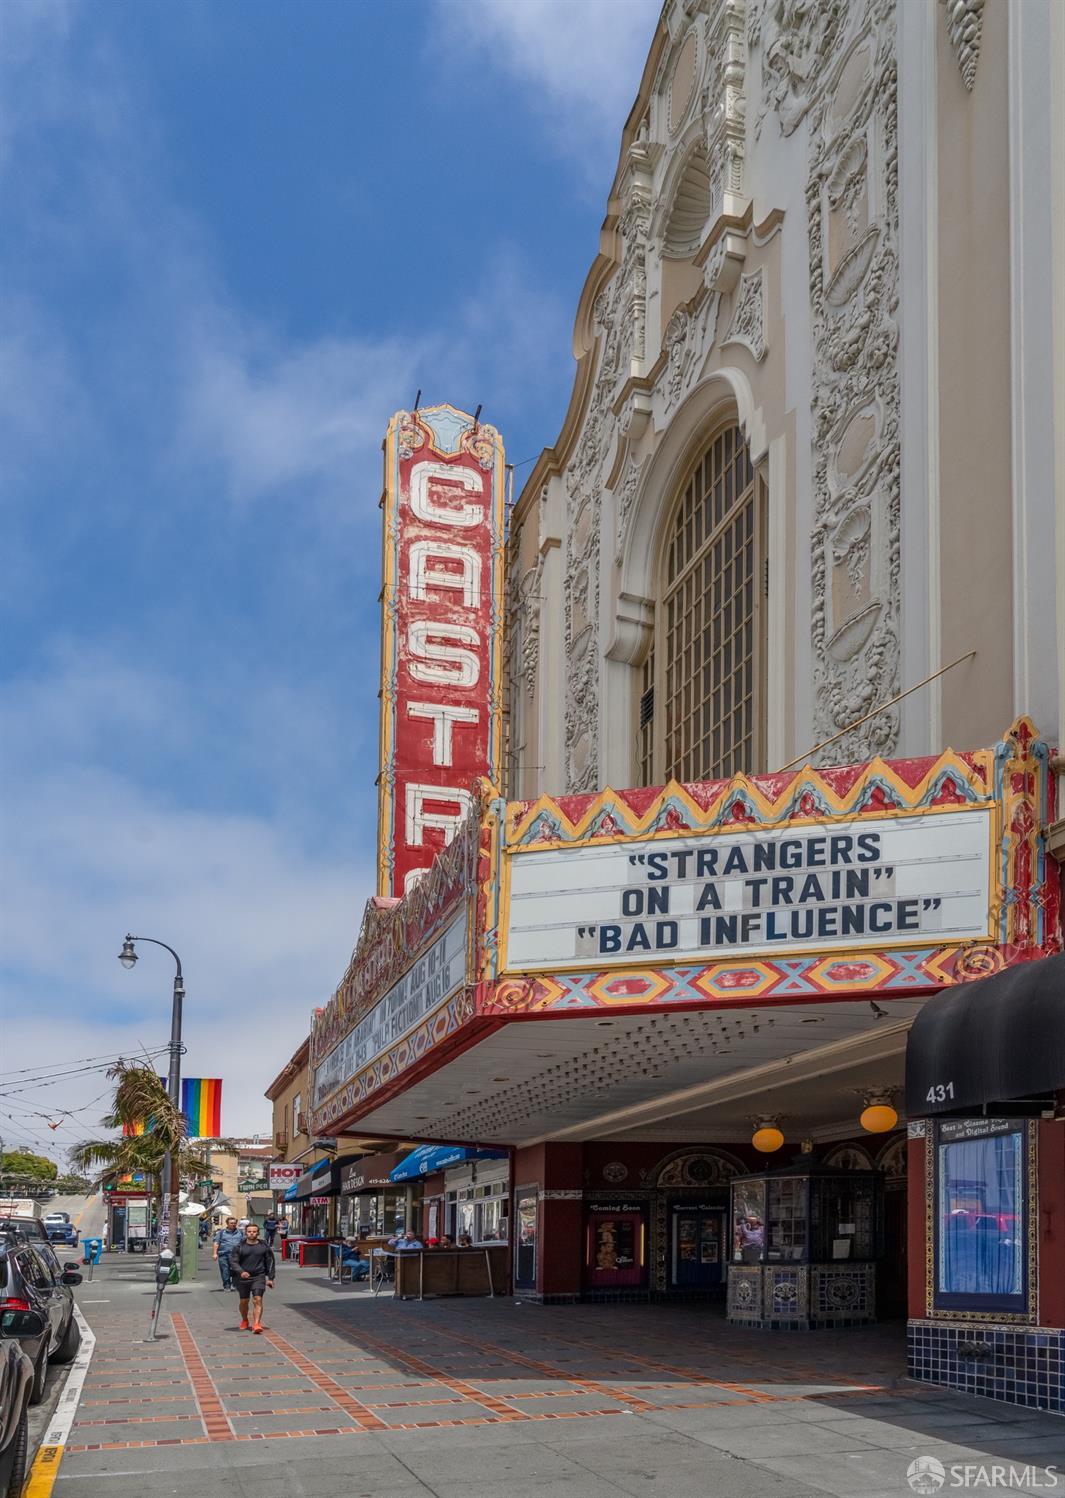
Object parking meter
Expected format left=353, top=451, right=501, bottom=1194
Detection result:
left=82, top=1238, right=103, bottom=1279
left=146, top=1249, right=176, bottom=1342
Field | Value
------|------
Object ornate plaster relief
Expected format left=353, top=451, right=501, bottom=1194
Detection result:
left=758, top=0, right=901, bottom=761
left=941, top=0, right=984, bottom=92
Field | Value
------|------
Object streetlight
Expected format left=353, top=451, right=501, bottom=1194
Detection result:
left=117, top=934, right=185, bottom=1254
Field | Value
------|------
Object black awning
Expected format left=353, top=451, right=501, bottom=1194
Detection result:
left=905, top=953, right=1065, bottom=1117
left=292, top=1157, right=333, bottom=1201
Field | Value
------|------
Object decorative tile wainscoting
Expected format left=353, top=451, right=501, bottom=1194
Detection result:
left=727, top=1263, right=876, bottom=1330
left=908, top=1320, right=1065, bottom=1414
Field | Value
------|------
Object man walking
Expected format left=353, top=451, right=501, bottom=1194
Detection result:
left=212, top=1216, right=243, bottom=1292
left=230, top=1222, right=275, bottom=1333
left=263, top=1211, right=279, bottom=1248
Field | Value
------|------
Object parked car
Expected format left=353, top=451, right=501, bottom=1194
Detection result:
left=0, top=1236, right=81, bottom=1405
left=43, top=1216, right=78, bottom=1248
left=0, top=1307, right=44, bottom=1498
left=0, top=1219, right=46, bottom=1243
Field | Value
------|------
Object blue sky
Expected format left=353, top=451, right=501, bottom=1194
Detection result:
left=0, top=0, right=659, bottom=1148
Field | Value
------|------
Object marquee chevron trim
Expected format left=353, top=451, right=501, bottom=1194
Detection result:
left=505, top=748, right=992, bottom=851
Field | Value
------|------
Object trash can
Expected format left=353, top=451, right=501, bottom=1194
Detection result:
left=82, top=1238, right=103, bottom=1266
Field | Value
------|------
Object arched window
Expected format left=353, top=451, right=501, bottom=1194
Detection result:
left=640, top=423, right=766, bottom=785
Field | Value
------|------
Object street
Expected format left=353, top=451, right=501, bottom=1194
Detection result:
left=30, top=1248, right=1064, bottom=1498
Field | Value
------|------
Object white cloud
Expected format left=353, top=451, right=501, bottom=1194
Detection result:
left=175, top=317, right=422, bottom=509
left=0, top=655, right=370, bottom=1142
left=433, top=0, right=660, bottom=175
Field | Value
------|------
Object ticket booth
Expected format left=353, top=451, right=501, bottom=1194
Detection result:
left=727, top=1163, right=882, bottom=1329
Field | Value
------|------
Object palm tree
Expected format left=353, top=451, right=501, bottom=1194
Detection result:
left=69, top=1062, right=213, bottom=1243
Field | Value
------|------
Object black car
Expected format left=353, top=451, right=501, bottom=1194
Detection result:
left=0, top=1307, right=43, bottom=1498
left=0, top=1220, right=46, bottom=1243
left=0, top=1235, right=81, bottom=1405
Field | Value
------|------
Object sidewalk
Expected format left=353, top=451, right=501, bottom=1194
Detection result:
left=50, top=1249, right=1064, bottom=1497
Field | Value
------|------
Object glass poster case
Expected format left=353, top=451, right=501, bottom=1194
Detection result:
left=583, top=1202, right=648, bottom=1292
left=933, top=1118, right=1029, bottom=1315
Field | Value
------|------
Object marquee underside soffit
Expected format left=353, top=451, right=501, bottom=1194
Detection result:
left=350, top=997, right=923, bottom=1148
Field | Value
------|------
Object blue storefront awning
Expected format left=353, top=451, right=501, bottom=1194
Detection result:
left=283, top=1182, right=299, bottom=1201
left=390, top=1146, right=507, bottom=1182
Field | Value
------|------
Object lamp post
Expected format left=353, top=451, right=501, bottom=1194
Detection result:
left=118, top=935, right=185, bottom=1254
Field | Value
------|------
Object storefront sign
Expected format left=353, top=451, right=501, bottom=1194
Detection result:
left=314, top=912, right=467, bottom=1104
left=503, top=809, right=992, bottom=971
left=268, top=1163, right=302, bottom=1191
left=341, top=1151, right=405, bottom=1194
left=378, top=405, right=505, bottom=898
left=937, top=1118, right=1021, bottom=1144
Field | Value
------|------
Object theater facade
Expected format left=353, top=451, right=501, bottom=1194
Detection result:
left=312, top=721, right=1061, bottom=1392
left=310, top=0, right=1065, bottom=1414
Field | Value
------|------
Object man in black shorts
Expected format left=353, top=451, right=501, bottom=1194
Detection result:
left=229, top=1222, right=275, bottom=1333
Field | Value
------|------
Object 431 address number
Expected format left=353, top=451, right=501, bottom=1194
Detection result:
left=926, top=1082, right=955, bottom=1103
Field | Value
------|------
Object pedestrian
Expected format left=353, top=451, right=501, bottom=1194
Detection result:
left=212, top=1216, right=244, bottom=1292
left=230, top=1222, right=275, bottom=1334
left=263, top=1211, right=279, bottom=1248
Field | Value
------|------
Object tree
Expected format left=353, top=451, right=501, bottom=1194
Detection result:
left=69, top=1062, right=213, bottom=1249
left=1, top=1150, right=58, bottom=1181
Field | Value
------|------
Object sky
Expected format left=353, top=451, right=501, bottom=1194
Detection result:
left=0, top=0, right=660, bottom=1157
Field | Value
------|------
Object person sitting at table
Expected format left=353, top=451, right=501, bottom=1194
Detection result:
left=339, top=1239, right=369, bottom=1280
left=437, top=1235, right=453, bottom=1249
left=457, top=1232, right=472, bottom=1248
left=396, top=1231, right=424, bottom=1250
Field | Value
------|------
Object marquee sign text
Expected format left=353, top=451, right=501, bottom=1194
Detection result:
left=314, top=912, right=467, bottom=1104
left=503, top=810, right=992, bottom=971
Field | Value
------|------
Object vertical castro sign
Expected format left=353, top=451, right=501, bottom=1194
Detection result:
left=378, top=405, right=505, bottom=897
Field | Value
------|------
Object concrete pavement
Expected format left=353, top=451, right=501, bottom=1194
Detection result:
left=41, top=1249, right=1065, bottom=1498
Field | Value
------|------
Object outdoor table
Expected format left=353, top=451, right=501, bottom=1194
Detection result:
left=370, top=1248, right=395, bottom=1295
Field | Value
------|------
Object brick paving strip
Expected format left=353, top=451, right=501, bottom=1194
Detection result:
left=519, top=1323, right=891, bottom=1407
left=303, top=1305, right=656, bottom=1416
left=264, top=1319, right=554, bottom=1426
left=170, top=1313, right=235, bottom=1442
left=259, top=1326, right=389, bottom=1431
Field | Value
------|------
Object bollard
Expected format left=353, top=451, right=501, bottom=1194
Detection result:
left=146, top=1249, right=176, bottom=1341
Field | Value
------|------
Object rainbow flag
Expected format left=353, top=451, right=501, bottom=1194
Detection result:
left=181, top=1078, right=222, bottom=1137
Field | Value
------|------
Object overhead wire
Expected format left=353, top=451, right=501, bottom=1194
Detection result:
left=0, top=1049, right=169, bottom=1099
left=0, top=1046, right=169, bottom=1079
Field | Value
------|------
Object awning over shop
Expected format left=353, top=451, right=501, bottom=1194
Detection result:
left=905, top=953, right=1065, bottom=1118
left=283, top=1183, right=299, bottom=1201
left=292, top=1158, right=333, bottom=1201
left=339, top=1150, right=406, bottom=1194
left=292, top=1153, right=366, bottom=1200
left=390, top=1146, right=508, bottom=1181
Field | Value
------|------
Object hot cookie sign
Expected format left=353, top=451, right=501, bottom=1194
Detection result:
left=377, top=405, right=505, bottom=898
